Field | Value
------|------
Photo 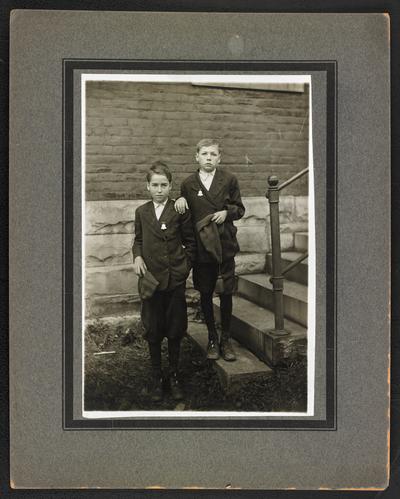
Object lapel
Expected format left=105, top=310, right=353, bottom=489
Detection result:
left=158, top=199, right=176, bottom=227
left=208, top=168, right=225, bottom=199
left=144, top=201, right=166, bottom=238
left=194, top=170, right=223, bottom=209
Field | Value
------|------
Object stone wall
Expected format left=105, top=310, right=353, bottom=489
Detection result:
left=86, top=82, right=309, bottom=200
left=85, top=196, right=308, bottom=318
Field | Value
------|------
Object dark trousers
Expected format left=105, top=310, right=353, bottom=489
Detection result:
left=141, top=283, right=187, bottom=375
left=200, top=292, right=233, bottom=341
left=192, top=258, right=236, bottom=295
left=193, top=259, right=235, bottom=341
left=147, top=338, right=181, bottom=376
left=141, top=283, right=187, bottom=342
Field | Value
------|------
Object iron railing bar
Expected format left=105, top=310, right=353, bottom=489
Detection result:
left=282, top=252, right=308, bottom=276
left=278, top=167, right=309, bottom=191
left=266, top=170, right=309, bottom=337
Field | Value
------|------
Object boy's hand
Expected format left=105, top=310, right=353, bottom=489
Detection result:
left=174, top=197, right=189, bottom=214
left=211, top=210, right=228, bottom=224
left=134, top=256, right=147, bottom=277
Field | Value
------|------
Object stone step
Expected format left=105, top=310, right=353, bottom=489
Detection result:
left=294, top=231, right=308, bottom=252
left=186, top=321, right=273, bottom=391
left=213, top=295, right=307, bottom=367
left=266, top=251, right=308, bottom=286
left=237, top=273, right=307, bottom=327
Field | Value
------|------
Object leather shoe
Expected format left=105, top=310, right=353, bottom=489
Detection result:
left=206, top=340, right=220, bottom=360
left=149, top=375, right=163, bottom=402
left=169, top=372, right=184, bottom=401
left=220, top=338, right=236, bottom=361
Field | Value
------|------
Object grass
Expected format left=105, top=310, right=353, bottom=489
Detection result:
left=84, top=315, right=307, bottom=413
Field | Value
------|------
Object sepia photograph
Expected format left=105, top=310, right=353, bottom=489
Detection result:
left=82, top=74, right=314, bottom=417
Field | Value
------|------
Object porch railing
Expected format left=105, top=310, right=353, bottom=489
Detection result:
left=266, top=167, right=309, bottom=335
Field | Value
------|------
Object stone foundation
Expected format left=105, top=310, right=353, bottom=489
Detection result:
left=85, top=195, right=308, bottom=318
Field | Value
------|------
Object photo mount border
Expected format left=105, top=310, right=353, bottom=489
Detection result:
left=62, top=59, right=337, bottom=431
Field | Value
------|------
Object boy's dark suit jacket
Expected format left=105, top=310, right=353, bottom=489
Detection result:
left=132, top=199, right=196, bottom=291
left=180, top=168, right=245, bottom=263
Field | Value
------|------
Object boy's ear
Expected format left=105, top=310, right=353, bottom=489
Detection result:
left=146, top=182, right=150, bottom=191
left=195, top=152, right=199, bottom=163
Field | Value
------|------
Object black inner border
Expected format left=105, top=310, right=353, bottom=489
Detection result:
left=63, top=60, right=337, bottom=430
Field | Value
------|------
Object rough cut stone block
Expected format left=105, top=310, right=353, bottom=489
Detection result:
left=294, top=196, right=309, bottom=222
left=280, top=222, right=308, bottom=234
left=280, top=232, right=294, bottom=251
left=279, top=195, right=296, bottom=214
left=86, top=200, right=145, bottom=235
left=85, top=234, right=134, bottom=267
left=277, top=195, right=296, bottom=224
left=237, top=226, right=269, bottom=253
left=235, top=253, right=266, bottom=275
left=85, top=264, right=137, bottom=297
left=235, top=213, right=268, bottom=228
left=236, top=197, right=269, bottom=226
left=265, top=195, right=304, bottom=226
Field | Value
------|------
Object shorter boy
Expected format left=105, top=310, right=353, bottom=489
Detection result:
left=132, top=161, right=196, bottom=401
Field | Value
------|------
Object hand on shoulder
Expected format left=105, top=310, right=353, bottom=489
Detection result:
left=174, top=197, right=189, bottom=214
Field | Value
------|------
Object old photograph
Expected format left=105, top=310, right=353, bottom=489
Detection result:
left=82, top=74, right=314, bottom=417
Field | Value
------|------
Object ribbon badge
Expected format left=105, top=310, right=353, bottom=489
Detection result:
left=160, top=222, right=167, bottom=230
left=197, top=190, right=203, bottom=197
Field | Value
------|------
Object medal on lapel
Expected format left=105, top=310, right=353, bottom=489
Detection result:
left=161, top=222, right=167, bottom=230
left=198, top=190, right=203, bottom=197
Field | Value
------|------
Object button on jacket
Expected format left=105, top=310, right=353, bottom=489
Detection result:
left=180, top=168, right=245, bottom=263
left=132, top=199, right=196, bottom=291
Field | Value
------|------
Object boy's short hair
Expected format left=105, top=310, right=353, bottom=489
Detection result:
left=146, top=161, right=172, bottom=183
left=196, top=138, right=221, bottom=152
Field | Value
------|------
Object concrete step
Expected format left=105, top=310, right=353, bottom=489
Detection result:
left=266, top=251, right=308, bottom=286
left=186, top=321, right=273, bottom=391
left=294, top=232, right=308, bottom=252
left=213, top=295, right=307, bottom=367
left=237, top=273, right=307, bottom=327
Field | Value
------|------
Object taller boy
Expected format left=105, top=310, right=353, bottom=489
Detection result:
left=175, top=139, right=245, bottom=361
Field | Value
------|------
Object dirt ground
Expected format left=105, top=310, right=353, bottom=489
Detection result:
left=84, top=314, right=307, bottom=413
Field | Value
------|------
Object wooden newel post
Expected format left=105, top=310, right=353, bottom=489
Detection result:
left=266, top=175, right=289, bottom=336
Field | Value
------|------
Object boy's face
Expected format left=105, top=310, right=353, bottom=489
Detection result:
left=147, top=173, right=172, bottom=204
left=196, top=145, right=221, bottom=172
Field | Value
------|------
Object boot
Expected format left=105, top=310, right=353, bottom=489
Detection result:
left=220, top=333, right=236, bottom=361
left=149, top=372, right=163, bottom=402
left=206, top=330, right=220, bottom=360
left=169, top=371, right=184, bottom=401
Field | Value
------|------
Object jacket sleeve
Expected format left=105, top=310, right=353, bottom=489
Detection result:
left=179, top=210, right=197, bottom=266
left=180, top=181, right=188, bottom=199
left=224, top=175, right=245, bottom=222
left=132, top=209, right=143, bottom=260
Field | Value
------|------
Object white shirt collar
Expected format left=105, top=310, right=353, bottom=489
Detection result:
left=153, top=199, right=168, bottom=209
left=199, top=168, right=216, bottom=179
